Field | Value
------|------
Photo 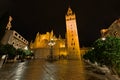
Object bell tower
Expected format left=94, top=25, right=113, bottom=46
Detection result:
left=65, top=7, right=80, bottom=59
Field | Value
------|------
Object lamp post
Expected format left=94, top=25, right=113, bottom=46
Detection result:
left=101, top=37, right=106, bottom=41
left=48, top=38, right=55, bottom=61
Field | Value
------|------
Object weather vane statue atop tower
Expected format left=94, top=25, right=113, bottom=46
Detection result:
left=6, top=16, right=13, bottom=30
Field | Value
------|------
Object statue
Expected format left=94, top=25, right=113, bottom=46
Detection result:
left=6, top=16, right=12, bottom=30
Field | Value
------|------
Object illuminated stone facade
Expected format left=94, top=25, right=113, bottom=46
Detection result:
left=30, top=30, right=54, bottom=49
left=1, top=16, right=28, bottom=49
left=30, top=7, right=80, bottom=59
left=30, top=30, right=67, bottom=58
left=65, top=7, right=80, bottom=59
left=1, top=30, right=28, bottom=49
left=101, top=18, right=120, bottom=38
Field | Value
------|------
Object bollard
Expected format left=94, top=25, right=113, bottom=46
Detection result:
left=0, top=55, right=6, bottom=68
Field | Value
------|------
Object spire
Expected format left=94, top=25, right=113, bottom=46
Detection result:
left=36, top=32, right=40, bottom=37
left=67, top=7, right=73, bottom=15
left=35, top=32, right=40, bottom=41
left=50, top=30, right=54, bottom=39
left=59, top=35, right=62, bottom=39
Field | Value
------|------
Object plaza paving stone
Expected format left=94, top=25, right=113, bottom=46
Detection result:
left=0, top=59, right=111, bottom=80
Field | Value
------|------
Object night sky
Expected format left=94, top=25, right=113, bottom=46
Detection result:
left=0, top=0, right=120, bottom=46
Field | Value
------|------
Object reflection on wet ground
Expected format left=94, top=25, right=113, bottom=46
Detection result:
left=0, top=59, right=107, bottom=80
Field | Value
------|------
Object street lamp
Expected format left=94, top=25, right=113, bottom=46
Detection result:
left=48, top=38, right=55, bottom=61
left=101, top=37, right=106, bottom=41
left=24, top=46, right=28, bottom=50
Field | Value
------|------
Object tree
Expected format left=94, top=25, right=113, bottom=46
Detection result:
left=83, top=36, right=120, bottom=75
left=0, top=44, right=16, bottom=59
left=16, top=48, right=26, bottom=61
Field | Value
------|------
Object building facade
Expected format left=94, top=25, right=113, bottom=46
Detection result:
left=30, top=7, right=81, bottom=59
left=30, top=30, right=67, bottom=59
left=1, top=16, right=28, bottom=49
left=1, top=30, right=28, bottom=49
left=101, top=18, right=120, bottom=38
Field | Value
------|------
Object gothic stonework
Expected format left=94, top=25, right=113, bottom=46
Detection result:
left=30, top=30, right=67, bottom=58
left=30, top=30, right=55, bottom=49
left=30, top=7, right=81, bottom=59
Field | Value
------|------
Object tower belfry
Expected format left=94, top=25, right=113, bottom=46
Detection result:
left=65, top=7, right=80, bottom=59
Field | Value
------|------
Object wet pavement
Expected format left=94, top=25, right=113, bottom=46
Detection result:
left=0, top=59, right=108, bottom=80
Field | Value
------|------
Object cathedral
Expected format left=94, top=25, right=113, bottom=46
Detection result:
left=30, top=7, right=80, bottom=59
